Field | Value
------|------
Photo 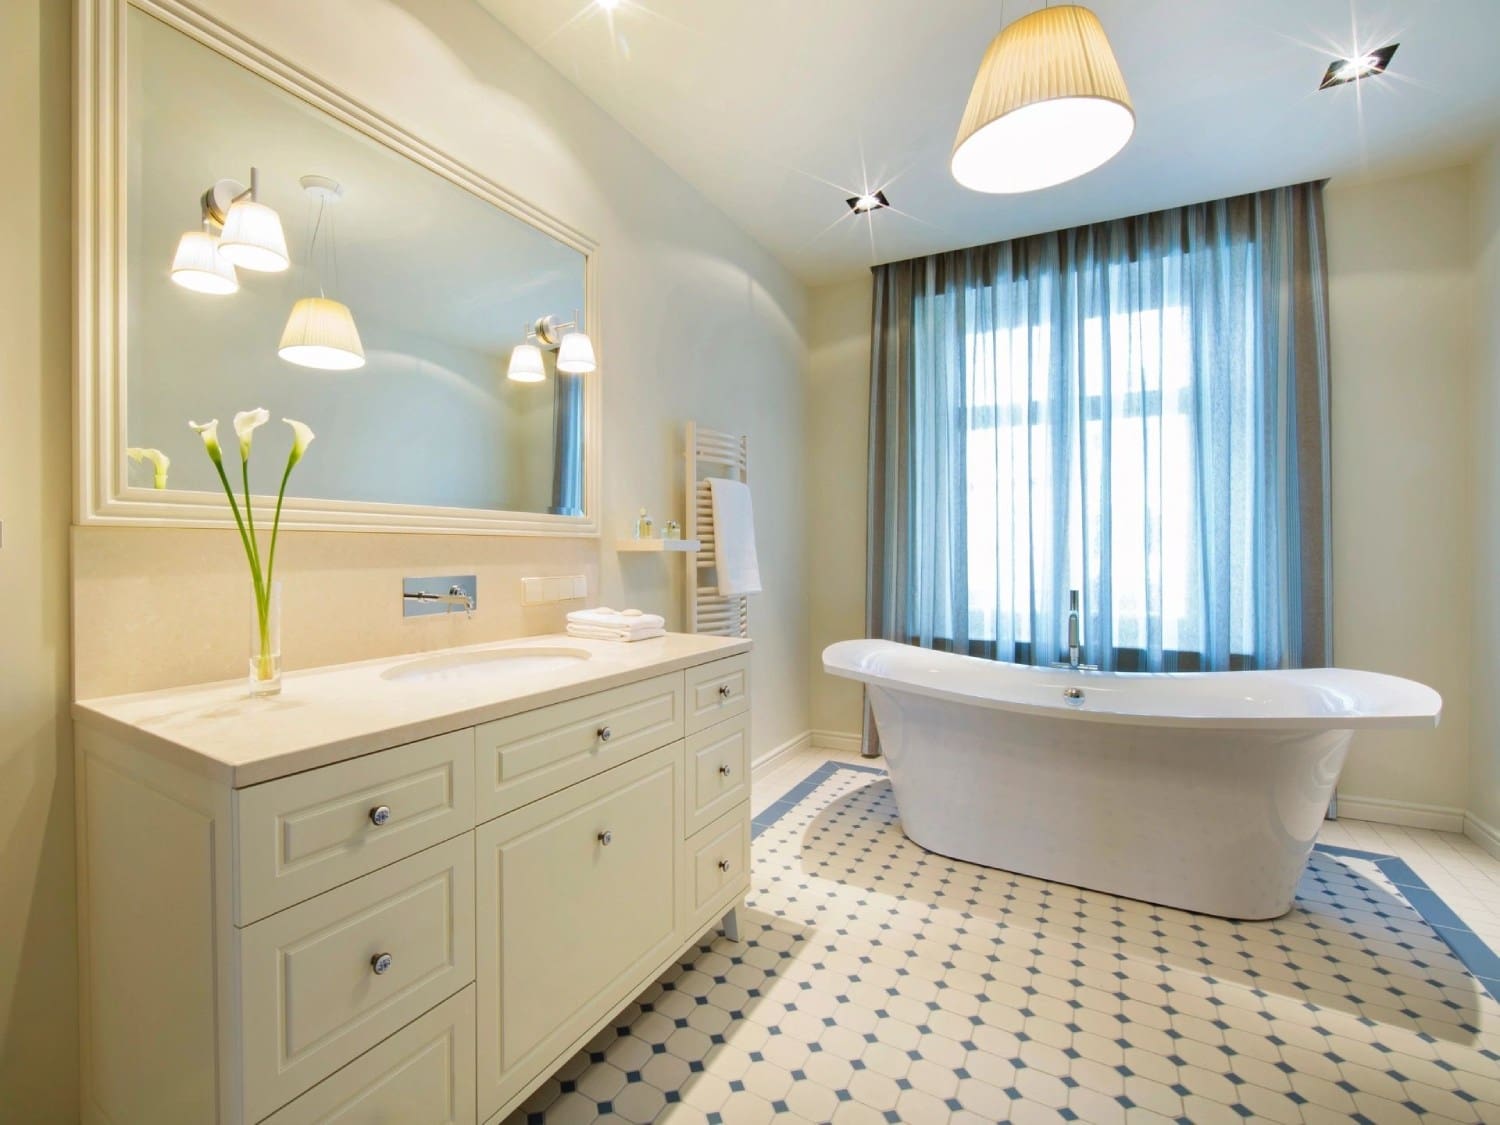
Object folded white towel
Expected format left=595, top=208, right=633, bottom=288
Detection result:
left=567, top=607, right=667, bottom=631
left=567, top=623, right=666, bottom=643
left=708, top=477, right=762, bottom=596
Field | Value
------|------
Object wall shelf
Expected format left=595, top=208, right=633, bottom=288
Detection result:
left=617, top=538, right=700, bottom=553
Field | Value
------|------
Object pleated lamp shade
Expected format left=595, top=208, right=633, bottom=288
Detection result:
left=951, top=4, right=1134, bottom=194
left=507, top=343, right=547, bottom=383
left=169, top=230, right=238, bottom=295
left=555, top=331, right=597, bottom=374
left=218, top=199, right=290, bottom=272
left=278, top=297, right=366, bottom=370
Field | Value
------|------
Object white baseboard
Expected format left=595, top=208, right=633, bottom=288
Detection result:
left=1335, top=793, right=1466, bottom=834
left=810, top=729, right=863, bottom=754
left=751, top=731, right=811, bottom=782
left=1464, top=811, right=1500, bottom=859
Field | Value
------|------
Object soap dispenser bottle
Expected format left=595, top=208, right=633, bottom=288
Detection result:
left=635, top=508, right=654, bottom=539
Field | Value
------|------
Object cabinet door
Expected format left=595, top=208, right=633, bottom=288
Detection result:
left=684, top=654, right=750, bottom=734
left=475, top=673, right=683, bottom=822
left=684, top=715, right=749, bottom=837
left=236, top=729, right=475, bottom=924
left=685, top=803, right=751, bottom=935
left=239, top=836, right=475, bottom=1122
left=475, top=743, right=682, bottom=1121
left=261, top=985, right=475, bottom=1125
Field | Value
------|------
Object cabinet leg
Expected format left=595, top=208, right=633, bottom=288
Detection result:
left=721, top=907, right=740, bottom=942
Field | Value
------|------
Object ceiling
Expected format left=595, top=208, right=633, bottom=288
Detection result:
left=478, top=0, right=1500, bottom=285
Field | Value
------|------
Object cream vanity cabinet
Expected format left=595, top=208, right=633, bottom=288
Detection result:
left=74, top=640, right=752, bottom=1125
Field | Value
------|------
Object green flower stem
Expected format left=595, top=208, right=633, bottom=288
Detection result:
left=265, top=452, right=298, bottom=596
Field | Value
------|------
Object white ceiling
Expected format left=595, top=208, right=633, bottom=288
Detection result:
left=478, top=0, right=1500, bottom=285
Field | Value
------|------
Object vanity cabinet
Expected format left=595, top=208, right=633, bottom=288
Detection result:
left=74, top=639, right=752, bottom=1125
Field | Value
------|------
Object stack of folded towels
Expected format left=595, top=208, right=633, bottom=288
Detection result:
left=566, top=607, right=666, bottom=643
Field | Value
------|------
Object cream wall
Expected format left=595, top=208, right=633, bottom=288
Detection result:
left=806, top=277, right=873, bottom=737
left=804, top=167, right=1481, bottom=822
left=1471, top=142, right=1500, bottom=840
left=0, top=1, right=78, bottom=1121
left=1325, top=165, right=1475, bottom=818
left=72, top=0, right=811, bottom=762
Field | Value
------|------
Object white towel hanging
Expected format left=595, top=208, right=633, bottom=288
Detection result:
left=708, top=477, right=762, bottom=596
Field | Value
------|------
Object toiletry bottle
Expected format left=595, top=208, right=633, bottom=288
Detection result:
left=636, top=508, right=654, bottom=539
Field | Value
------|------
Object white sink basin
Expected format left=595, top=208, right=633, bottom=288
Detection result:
left=381, top=646, right=591, bottom=684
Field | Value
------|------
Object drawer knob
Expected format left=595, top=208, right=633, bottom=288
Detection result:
left=718, top=763, right=733, bottom=778
left=370, top=952, right=393, bottom=975
left=369, top=805, right=392, bottom=827
left=717, top=858, right=731, bottom=872
left=597, top=725, right=613, bottom=743
left=718, top=684, right=732, bottom=699
left=597, top=829, right=613, bottom=847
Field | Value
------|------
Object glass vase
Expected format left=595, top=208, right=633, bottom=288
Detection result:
left=249, top=580, right=283, bottom=697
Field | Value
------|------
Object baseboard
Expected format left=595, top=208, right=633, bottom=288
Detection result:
left=751, top=731, right=811, bottom=782
left=1464, top=811, right=1500, bottom=859
left=1335, top=793, right=1466, bottom=833
left=810, top=729, right=863, bottom=754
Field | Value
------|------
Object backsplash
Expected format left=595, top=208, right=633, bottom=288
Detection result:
left=71, top=525, right=601, bottom=698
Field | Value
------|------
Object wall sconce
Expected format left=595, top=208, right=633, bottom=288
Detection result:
left=506, top=311, right=596, bottom=382
left=169, top=166, right=288, bottom=294
left=278, top=175, right=365, bottom=371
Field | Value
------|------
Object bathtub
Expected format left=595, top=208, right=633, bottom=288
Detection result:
left=822, top=639, right=1442, bottom=919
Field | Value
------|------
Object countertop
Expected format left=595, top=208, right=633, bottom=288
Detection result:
left=73, top=632, right=752, bottom=787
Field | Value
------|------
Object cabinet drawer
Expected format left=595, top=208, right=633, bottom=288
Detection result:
left=240, top=836, right=475, bottom=1122
left=236, top=729, right=474, bottom=924
left=684, top=714, right=750, bottom=837
left=261, top=985, right=476, bottom=1125
left=687, top=804, right=750, bottom=933
left=684, top=655, right=750, bottom=734
left=476, top=743, right=681, bottom=1121
left=475, top=672, right=683, bottom=822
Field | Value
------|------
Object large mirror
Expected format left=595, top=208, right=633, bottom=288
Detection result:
left=78, top=0, right=599, bottom=533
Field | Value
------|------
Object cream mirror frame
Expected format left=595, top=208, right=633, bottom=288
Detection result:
left=75, top=0, right=602, bottom=535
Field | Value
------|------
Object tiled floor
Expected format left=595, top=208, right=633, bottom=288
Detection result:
left=507, top=748, right=1500, bottom=1124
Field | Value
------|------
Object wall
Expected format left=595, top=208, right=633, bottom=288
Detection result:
left=804, top=167, right=1479, bottom=822
left=1325, top=165, right=1475, bottom=820
left=73, top=0, right=811, bottom=767
left=1471, top=142, right=1500, bottom=842
left=805, top=277, right=872, bottom=738
left=0, top=2, right=78, bottom=1121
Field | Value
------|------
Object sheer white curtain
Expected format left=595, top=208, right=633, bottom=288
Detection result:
left=867, top=183, right=1331, bottom=690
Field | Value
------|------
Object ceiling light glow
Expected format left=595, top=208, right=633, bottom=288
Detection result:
left=1319, top=43, right=1398, bottom=90
left=846, top=191, right=890, bottom=214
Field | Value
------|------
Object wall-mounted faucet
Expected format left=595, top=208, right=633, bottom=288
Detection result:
left=403, top=575, right=477, bottom=619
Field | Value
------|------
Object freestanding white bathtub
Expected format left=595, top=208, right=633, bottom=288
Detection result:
left=823, top=639, right=1441, bottom=919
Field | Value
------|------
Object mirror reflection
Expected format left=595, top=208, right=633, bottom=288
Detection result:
left=125, top=6, right=590, bottom=516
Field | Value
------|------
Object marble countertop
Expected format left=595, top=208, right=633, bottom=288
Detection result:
left=73, top=632, right=752, bottom=787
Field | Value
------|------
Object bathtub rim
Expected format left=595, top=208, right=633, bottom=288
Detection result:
left=823, top=638, right=1441, bottom=732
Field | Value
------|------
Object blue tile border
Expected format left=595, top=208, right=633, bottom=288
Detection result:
left=755, top=762, right=1500, bottom=1003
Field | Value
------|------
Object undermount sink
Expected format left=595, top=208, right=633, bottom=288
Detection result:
left=381, top=646, right=591, bottom=684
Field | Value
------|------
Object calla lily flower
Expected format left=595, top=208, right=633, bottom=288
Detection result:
left=127, top=446, right=171, bottom=489
left=284, top=418, right=315, bottom=466
left=189, top=418, right=222, bottom=464
left=233, top=408, right=270, bottom=460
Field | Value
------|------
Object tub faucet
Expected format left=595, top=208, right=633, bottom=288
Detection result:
left=1067, top=589, right=1081, bottom=669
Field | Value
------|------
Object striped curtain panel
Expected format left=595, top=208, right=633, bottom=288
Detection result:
left=863, top=182, right=1332, bottom=752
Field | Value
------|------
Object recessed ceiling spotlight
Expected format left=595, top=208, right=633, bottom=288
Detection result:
left=847, top=191, right=890, bottom=214
left=1319, top=44, right=1398, bottom=90
left=597, top=0, right=621, bottom=9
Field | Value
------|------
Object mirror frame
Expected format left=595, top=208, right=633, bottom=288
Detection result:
left=76, top=0, right=603, bottom=536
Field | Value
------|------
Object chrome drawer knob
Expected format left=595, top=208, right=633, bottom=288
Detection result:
left=598, top=829, right=613, bottom=847
left=597, top=725, right=613, bottom=743
left=371, top=952, right=393, bottom=975
left=718, top=685, right=732, bottom=699
left=717, top=858, right=731, bottom=872
left=369, top=805, right=392, bottom=827
left=718, top=764, right=733, bottom=778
